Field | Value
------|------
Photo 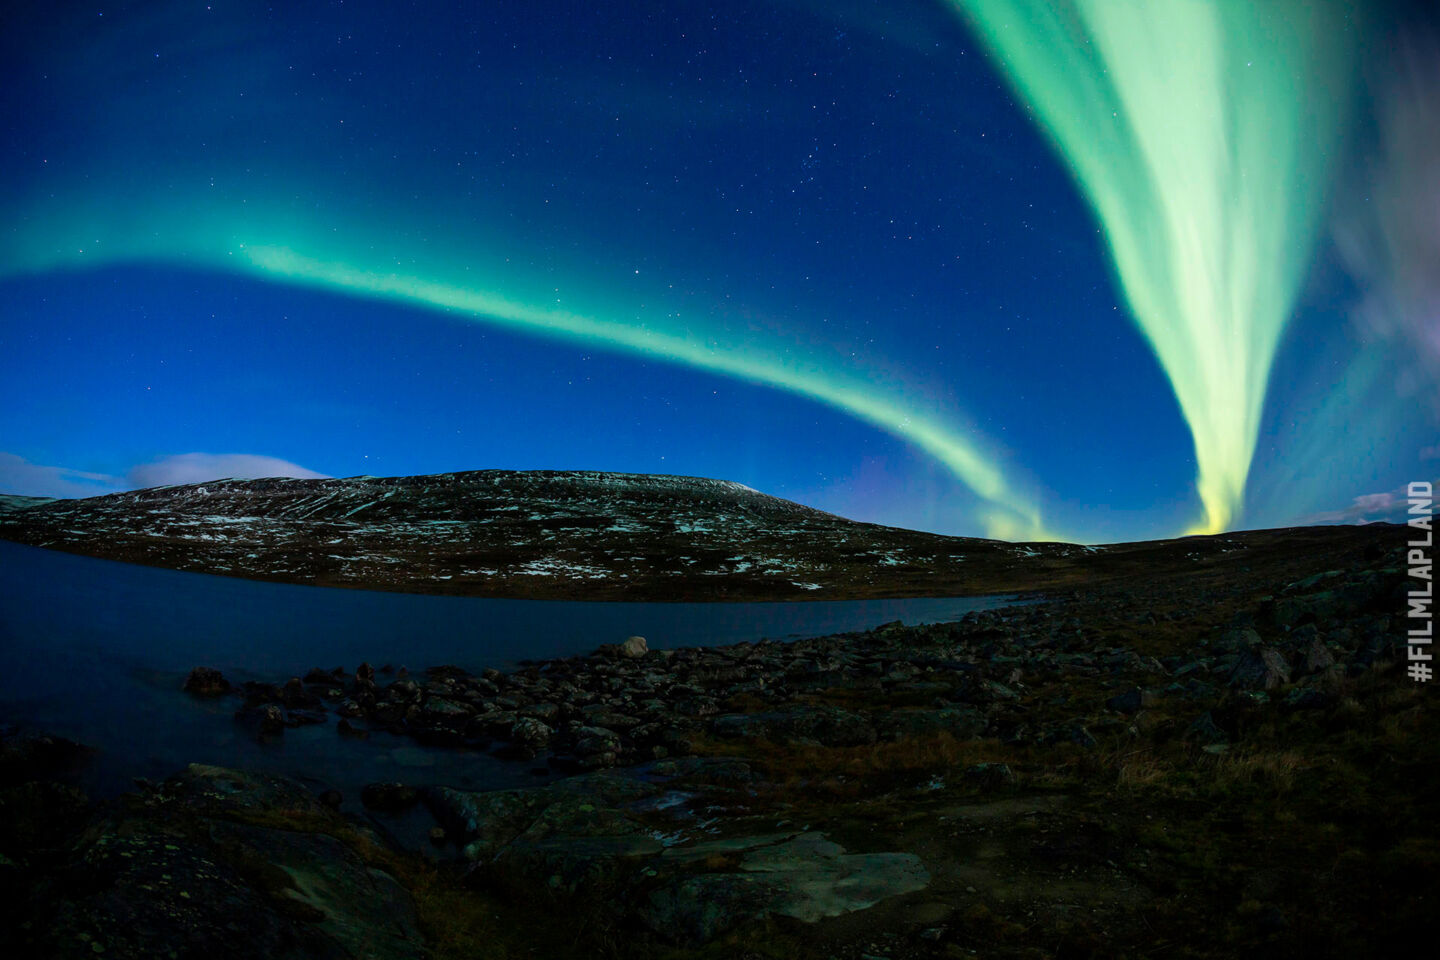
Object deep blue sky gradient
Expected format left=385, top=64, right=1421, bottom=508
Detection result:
left=0, top=1, right=1431, bottom=540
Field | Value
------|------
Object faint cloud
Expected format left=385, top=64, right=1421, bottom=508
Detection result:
left=0, top=451, right=328, bottom=499
left=0, top=453, right=122, bottom=499
left=127, top=453, right=329, bottom=488
left=1297, top=480, right=1437, bottom=525
left=1333, top=32, right=1440, bottom=413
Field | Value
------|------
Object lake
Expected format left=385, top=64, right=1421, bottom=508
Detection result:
left=0, top=539, right=1022, bottom=800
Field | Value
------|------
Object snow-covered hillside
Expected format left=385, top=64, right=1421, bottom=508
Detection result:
left=0, top=470, right=1051, bottom=599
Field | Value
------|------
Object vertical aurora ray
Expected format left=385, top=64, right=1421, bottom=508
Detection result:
left=951, top=0, right=1358, bottom=533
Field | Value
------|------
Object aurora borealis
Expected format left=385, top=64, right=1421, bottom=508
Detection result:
left=953, top=0, right=1357, bottom=535
left=1, top=1, right=1435, bottom=542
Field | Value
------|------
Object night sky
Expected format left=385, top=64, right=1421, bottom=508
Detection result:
left=1, top=1, right=1435, bottom=543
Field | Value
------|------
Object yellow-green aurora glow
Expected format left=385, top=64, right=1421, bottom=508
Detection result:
left=952, top=0, right=1358, bottom=533
left=2, top=2, right=1368, bottom=541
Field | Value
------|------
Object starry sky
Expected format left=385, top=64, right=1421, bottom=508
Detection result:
left=1, top=1, right=1435, bottom=543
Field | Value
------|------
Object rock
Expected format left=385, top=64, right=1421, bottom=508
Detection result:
left=962, top=762, right=1016, bottom=789
left=283, top=709, right=327, bottom=727
left=420, top=697, right=473, bottom=722
left=165, top=764, right=334, bottom=819
left=711, top=707, right=876, bottom=747
left=422, top=786, right=553, bottom=857
left=1283, top=686, right=1336, bottom=711
left=573, top=725, right=622, bottom=756
left=182, top=666, right=231, bottom=697
left=1172, top=660, right=1206, bottom=678
left=518, top=702, right=562, bottom=723
left=642, top=832, right=929, bottom=944
left=596, top=635, right=649, bottom=659
left=360, top=782, right=419, bottom=813
left=511, top=717, right=553, bottom=750
left=372, top=701, right=407, bottom=725
left=981, top=679, right=1020, bottom=700
left=385, top=679, right=421, bottom=702
left=28, top=767, right=427, bottom=960
left=1229, top=647, right=1291, bottom=690
left=1214, top=628, right=1262, bottom=653
left=874, top=707, right=986, bottom=741
left=1300, top=638, right=1336, bottom=676
left=466, top=710, right=518, bottom=739
left=240, top=680, right=284, bottom=704
left=1106, top=687, right=1144, bottom=715
left=1184, top=712, right=1228, bottom=746
left=660, top=728, right=695, bottom=757
left=0, top=732, right=94, bottom=786
left=234, top=704, right=285, bottom=739
left=673, top=696, right=720, bottom=718
left=641, top=873, right=778, bottom=944
left=1052, top=723, right=1096, bottom=748
left=336, top=718, right=369, bottom=739
left=577, top=708, right=640, bottom=730
left=578, top=751, right=618, bottom=769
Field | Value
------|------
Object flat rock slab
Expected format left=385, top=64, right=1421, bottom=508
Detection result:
left=424, top=767, right=929, bottom=944
left=737, top=831, right=930, bottom=922
left=39, top=778, right=426, bottom=960
left=643, top=832, right=929, bottom=942
left=211, top=820, right=424, bottom=960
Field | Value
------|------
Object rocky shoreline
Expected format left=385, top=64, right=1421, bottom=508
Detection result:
left=3, top=523, right=1435, bottom=958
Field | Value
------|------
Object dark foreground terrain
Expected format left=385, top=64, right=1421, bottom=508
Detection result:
left=0, top=469, right=1383, bottom=601
left=2, top=521, right=1434, bottom=958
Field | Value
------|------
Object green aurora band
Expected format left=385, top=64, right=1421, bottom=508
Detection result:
left=240, top=244, right=1050, bottom=541
left=0, top=212, right=1049, bottom=539
left=952, top=0, right=1358, bottom=534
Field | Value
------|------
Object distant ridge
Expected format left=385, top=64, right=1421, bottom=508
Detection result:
left=0, top=469, right=1399, bottom=601
left=0, top=494, right=54, bottom=514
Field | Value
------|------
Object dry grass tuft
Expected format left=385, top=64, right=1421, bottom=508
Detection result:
left=1111, top=748, right=1172, bottom=791
left=1206, top=749, right=1306, bottom=796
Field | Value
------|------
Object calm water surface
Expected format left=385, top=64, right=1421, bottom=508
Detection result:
left=0, top=540, right=1021, bottom=799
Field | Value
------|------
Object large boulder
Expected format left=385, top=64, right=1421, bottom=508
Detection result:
left=422, top=771, right=928, bottom=945
left=596, top=635, right=649, bottom=659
